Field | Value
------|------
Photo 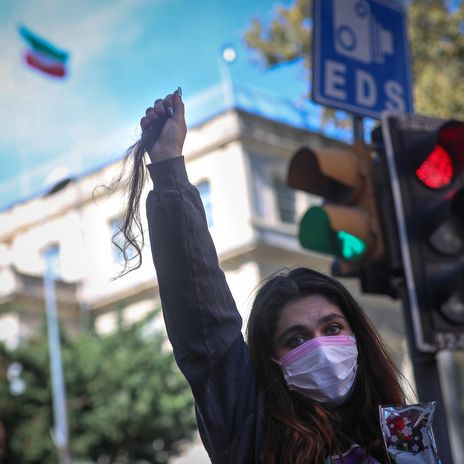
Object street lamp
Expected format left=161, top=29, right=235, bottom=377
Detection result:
left=219, top=44, right=237, bottom=109
left=42, top=167, right=74, bottom=464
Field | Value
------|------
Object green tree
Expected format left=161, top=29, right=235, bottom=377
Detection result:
left=244, top=0, right=464, bottom=120
left=0, top=310, right=196, bottom=464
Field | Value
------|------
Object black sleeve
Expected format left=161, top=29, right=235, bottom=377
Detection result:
left=146, top=156, right=259, bottom=461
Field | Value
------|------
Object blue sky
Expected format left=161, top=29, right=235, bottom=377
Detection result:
left=0, top=0, right=310, bottom=210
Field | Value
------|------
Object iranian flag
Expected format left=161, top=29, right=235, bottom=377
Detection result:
left=19, top=26, right=69, bottom=78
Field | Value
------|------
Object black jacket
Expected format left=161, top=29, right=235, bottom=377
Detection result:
left=146, top=157, right=265, bottom=463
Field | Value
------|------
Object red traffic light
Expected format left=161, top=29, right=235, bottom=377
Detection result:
left=415, top=145, right=453, bottom=189
left=415, top=121, right=464, bottom=189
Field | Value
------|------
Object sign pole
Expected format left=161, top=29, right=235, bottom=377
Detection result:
left=352, top=114, right=364, bottom=142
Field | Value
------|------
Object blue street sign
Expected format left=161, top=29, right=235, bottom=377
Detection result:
left=312, top=0, right=413, bottom=119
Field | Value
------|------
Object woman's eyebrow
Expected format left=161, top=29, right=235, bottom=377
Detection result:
left=274, top=324, right=308, bottom=345
left=317, top=313, right=346, bottom=325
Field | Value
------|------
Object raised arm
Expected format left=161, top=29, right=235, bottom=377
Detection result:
left=143, top=91, right=261, bottom=461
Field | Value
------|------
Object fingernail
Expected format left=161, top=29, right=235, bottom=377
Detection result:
left=167, top=107, right=174, bottom=117
left=177, top=86, right=182, bottom=98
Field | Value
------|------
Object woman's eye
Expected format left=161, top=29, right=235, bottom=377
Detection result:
left=325, top=324, right=341, bottom=336
left=288, top=335, right=307, bottom=348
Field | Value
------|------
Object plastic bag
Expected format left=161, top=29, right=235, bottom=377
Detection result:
left=379, top=402, right=441, bottom=464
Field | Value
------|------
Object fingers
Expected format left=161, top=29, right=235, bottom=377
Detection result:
left=154, top=99, right=168, bottom=120
left=173, top=87, right=184, bottom=119
left=140, top=100, right=166, bottom=131
left=139, top=88, right=183, bottom=131
left=140, top=116, right=150, bottom=131
left=163, top=94, right=174, bottom=117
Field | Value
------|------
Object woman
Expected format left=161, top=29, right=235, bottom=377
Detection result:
left=116, top=89, right=406, bottom=463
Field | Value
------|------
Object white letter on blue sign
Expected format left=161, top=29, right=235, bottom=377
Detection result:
left=356, top=70, right=377, bottom=107
left=325, top=60, right=346, bottom=100
left=385, top=81, right=406, bottom=112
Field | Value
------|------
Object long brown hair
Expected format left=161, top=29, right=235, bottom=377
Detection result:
left=246, top=267, right=406, bottom=463
left=106, top=120, right=165, bottom=277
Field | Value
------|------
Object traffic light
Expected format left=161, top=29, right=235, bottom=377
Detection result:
left=287, top=141, right=384, bottom=276
left=382, top=114, right=464, bottom=351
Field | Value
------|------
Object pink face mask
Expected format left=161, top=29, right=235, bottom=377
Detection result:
left=276, top=335, right=358, bottom=408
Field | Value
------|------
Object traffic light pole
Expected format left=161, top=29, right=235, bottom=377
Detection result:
left=380, top=116, right=455, bottom=463
left=399, top=287, right=453, bottom=464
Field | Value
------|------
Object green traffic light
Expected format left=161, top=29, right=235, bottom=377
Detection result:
left=299, top=206, right=366, bottom=262
left=337, top=230, right=366, bottom=261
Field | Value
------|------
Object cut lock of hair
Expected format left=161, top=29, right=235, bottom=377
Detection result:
left=104, top=117, right=167, bottom=279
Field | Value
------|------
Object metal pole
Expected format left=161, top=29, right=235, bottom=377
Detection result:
left=44, top=254, right=71, bottom=464
left=399, top=289, right=453, bottom=463
left=219, top=58, right=233, bottom=109
left=352, top=114, right=364, bottom=142
left=437, top=350, right=464, bottom=463
left=219, top=45, right=236, bottom=110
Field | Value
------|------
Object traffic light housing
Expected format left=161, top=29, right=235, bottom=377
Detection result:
left=382, top=114, right=464, bottom=351
left=287, top=141, right=385, bottom=276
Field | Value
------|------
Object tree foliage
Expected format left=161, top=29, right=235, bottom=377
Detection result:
left=244, top=0, right=464, bottom=120
left=0, top=310, right=196, bottom=464
left=244, top=0, right=311, bottom=68
left=408, top=0, right=464, bottom=118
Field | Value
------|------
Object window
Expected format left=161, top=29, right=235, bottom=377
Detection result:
left=196, top=181, right=213, bottom=228
left=273, top=177, right=296, bottom=224
left=110, top=216, right=136, bottom=266
left=42, top=243, right=61, bottom=279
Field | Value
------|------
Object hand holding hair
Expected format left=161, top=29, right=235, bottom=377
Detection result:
left=140, top=87, right=186, bottom=164
left=109, top=86, right=186, bottom=277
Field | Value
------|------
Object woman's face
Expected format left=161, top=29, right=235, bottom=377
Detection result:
left=272, top=294, right=353, bottom=360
